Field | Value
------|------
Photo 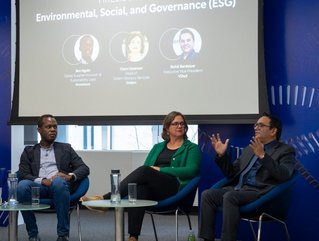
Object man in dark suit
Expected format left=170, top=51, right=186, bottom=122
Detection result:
left=17, top=114, right=90, bottom=241
left=198, top=113, right=296, bottom=241
left=178, top=28, right=198, bottom=60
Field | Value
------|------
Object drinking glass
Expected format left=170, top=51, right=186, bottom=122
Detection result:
left=32, top=186, right=40, bottom=206
left=128, top=183, right=137, bottom=203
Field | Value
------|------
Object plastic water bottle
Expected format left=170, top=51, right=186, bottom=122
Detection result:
left=7, top=172, right=18, bottom=206
left=110, top=169, right=121, bottom=204
left=187, top=229, right=196, bottom=241
left=0, top=168, right=5, bottom=204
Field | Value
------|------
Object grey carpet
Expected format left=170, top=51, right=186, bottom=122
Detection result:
left=0, top=209, right=199, bottom=241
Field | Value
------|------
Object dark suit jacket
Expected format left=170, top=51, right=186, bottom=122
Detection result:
left=179, top=49, right=198, bottom=60
left=215, top=140, right=296, bottom=195
left=19, top=142, right=90, bottom=193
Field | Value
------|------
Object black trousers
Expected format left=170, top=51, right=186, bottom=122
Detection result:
left=198, top=188, right=259, bottom=241
left=104, top=166, right=179, bottom=236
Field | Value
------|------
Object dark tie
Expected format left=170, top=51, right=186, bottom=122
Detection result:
left=234, top=155, right=258, bottom=190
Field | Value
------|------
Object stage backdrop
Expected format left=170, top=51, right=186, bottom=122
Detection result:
left=0, top=0, right=11, bottom=226
left=1, top=0, right=318, bottom=238
left=198, top=0, right=319, bottom=241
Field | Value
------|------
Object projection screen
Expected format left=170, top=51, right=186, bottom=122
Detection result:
left=10, top=0, right=268, bottom=125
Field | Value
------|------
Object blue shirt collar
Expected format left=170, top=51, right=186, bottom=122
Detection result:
left=264, top=140, right=277, bottom=151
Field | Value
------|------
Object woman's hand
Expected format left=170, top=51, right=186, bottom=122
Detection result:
left=151, top=166, right=160, bottom=171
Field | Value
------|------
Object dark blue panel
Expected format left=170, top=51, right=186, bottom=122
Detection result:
left=264, top=1, right=319, bottom=241
left=199, top=0, right=319, bottom=240
left=0, top=0, right=11, bottom=227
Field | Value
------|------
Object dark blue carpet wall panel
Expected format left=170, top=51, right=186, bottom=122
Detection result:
left=0, top=0, right=12, bottom=226
left=198, top=1, right=319, bottom=240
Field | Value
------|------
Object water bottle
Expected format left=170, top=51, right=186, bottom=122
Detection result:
left=7, top=172, right=18, bottom=206
left=187, top=229, right=196, bottom=241
left=110, top=169, right=121, bottom=204
left=0, top=168, right=5, bottom=204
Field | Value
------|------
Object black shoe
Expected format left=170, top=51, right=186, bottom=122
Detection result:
left=56, top=236, right=69, bottom=241
left=29, top=236, right=41, bottom=241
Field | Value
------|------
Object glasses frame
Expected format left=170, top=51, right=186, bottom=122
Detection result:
left=254, top=122, right=272, bottom=129
left=170, top=121, right=186, bottom=127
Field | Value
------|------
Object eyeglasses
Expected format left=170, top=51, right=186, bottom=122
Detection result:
left=170, top=122, right=185, bottom=127
left=254, top=122, right=271, bottom=128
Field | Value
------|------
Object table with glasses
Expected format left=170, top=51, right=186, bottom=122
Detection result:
left=0, top=203, right=50, bottom=241
left=82, top=199, right=157, bottom=241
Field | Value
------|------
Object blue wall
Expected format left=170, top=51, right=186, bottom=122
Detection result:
left=0, top=0, right=11, bottom=226
left=199, top=0, right=319, bottom=240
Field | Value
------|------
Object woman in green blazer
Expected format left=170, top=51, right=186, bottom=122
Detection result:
left=82, top=111, right=201, bottom=241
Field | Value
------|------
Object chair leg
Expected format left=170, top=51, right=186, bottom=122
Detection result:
left=175, top=208, right=194, bottom=241
left=147, top=208, right=193, bottom=241
left=186, top=213, right=192, bottom=231
left=76, top=203, right=82, bottom=241
left=149, top=213, right=158, bottom=241
left=248, top=220, right=257, bottom=241
left=175, top=209, right=179, bottom=241
left=257, top=213, right=290, bottom=241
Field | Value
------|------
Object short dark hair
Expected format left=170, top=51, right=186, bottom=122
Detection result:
left=262, top=112, right=282, bottom=140
left=161, top=111, right=188, bottom=141
left=179, top=28, right=195, bottom=42
left=37, top=114, right=55, bottom=128
left=79, top=34, right=94, bottom=47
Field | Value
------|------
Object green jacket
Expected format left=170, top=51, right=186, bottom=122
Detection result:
left=144, top=139, right=201, bottom=190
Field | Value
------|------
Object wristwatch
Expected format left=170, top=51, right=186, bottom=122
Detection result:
left=68, top=173, right=76, bottom=181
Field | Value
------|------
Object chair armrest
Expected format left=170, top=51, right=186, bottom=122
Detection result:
left=211, top=177, right=229, bottom=189
left=70, top=177, right=90, bottom=202
left=240, top=171, right=298, bottom=213
left=155, top=176, right=200, bottom=208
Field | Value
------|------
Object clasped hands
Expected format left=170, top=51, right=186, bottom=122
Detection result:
left=211, top=133, right=265, bottom=159
left=41, top=172, right=73, bottom=186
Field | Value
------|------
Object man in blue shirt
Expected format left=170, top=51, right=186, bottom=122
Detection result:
left=198, top=113, right=296, bottom=241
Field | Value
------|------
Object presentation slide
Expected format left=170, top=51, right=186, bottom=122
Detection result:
left=14, top=0, right=265, bottom=124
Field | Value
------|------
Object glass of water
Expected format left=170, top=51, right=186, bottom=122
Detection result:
left=31, top=186, right=40, bottom=206
left=128, top=183, right=137, bottom=203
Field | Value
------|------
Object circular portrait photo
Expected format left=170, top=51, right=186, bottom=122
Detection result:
left=173, top=28, right=202, bottom=60
left=74, top=34, right=100, bottom=65
left=122, top=31, right=149, bottom=62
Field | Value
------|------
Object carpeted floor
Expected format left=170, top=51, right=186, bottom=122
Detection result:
left=0, top=208, right=199, bottom=241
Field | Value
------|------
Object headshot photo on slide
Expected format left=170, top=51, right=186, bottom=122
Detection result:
left=173, top=28, right=202, bottom=61
left=74, top=34, right=100, bottom=65
left=122, top=31, right=149, bottom=63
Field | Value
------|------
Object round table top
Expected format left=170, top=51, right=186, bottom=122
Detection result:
left=0, top=203, right=50, bottom=211
left=82, top=199, right=158, bottom=208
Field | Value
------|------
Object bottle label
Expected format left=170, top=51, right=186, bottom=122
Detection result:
left=110, top=173, right=121, bottom=203
left=188, top=232, right=196, bottom=241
